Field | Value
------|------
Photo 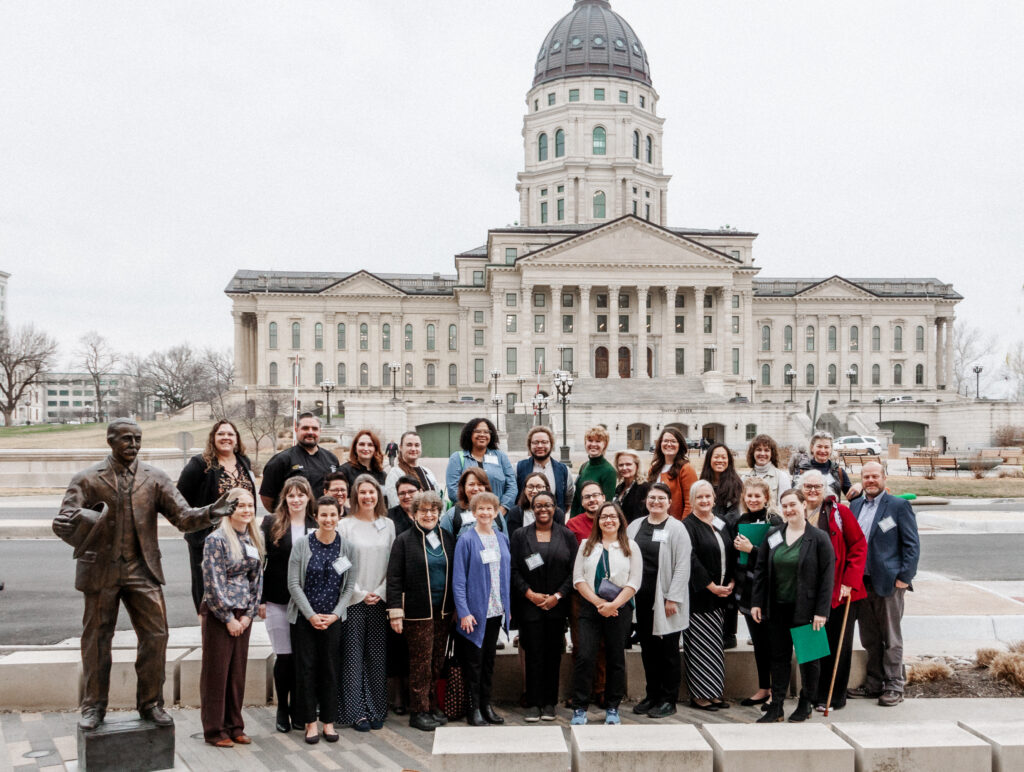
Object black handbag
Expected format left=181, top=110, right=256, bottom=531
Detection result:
left=596, top=550, right=623, bottom=601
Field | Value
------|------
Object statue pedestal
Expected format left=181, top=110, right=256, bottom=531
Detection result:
left=77, top=715, right=174, bottom=771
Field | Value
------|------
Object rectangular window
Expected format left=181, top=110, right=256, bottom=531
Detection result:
left=704, top=348, right=714, bottom=372
left=506, top=314, right=517, bottom=333
left=619, top=314, right=629, bottom=333
left=732, top=316, right=740, bottom=334
left=594, top=88, right=605, bottom=101
left=474, top=329, right=484, bottom=346
left=596, top=293, right=607, bottom=308
left=540, top=201, right=548, bottom=223
left=704, top=294, right=713, bottom=308
left=505, top=247, right=517, bottom=264
left=562, top=292, right=573, bottom=308
left=557, top=184, right=564, bottom=193
left=540, top=188, right=547, bottom=196
left=703, top=315, right=713, bottom=334
left=618, top=90, right=628, bottom=103
left=646, top=314, right=652, bottom=333
left=535, top=348, right=546, bottom=374
left=474, top=359, right=484, bottom=383
left=632, top=200, right=638, bottom=215
left=506, top=293, right=517, bottom=306
left=534, top=315, right=545, bottom=333
left=639, top=95, right=646, bottom=108
left=506, top=348, right=517, bottom=375
left=561, top=347, right=573, bottom=371
left=568, top=88, right=580, bottom=102
left=557, top=198, right=564, bottom=221
left=562, top=315, right=574, bottom=333
left=675, top=348, right=685, bottom=375
left=675, top=315, right=685, bottom=333
left=547, top=92, right=555, bottom=106
left=731, top=249, right=741, bottom=259
left=472, top=270, right=484, bottom=286
left=645, top=203, right=651, bottom=220
left=732, top=348, right=740, bottom=375
left=675, top=294, right=685, bottom=308
left=474, top=310, right=484, bottom=323
left=618, top=293, right=629, bottom=308
left=732, top=294, right=740, bottom=308
left=596, top=314, right=608, bottom=332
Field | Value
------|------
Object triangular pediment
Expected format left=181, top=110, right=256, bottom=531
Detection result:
left=321, top=271, right=405, bottom=297
left=794, top=276, right=876, bottom=300
left=517, top=217, right=740, bottom=269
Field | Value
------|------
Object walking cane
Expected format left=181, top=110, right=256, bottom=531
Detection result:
left=823, top=594, right=853, bottom=718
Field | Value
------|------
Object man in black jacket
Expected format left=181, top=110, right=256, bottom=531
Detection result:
left=259, top=412, right=339, bottom=512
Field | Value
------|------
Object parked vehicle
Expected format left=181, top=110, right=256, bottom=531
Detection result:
left=886, top=395, right=915, bottom=403
left=834, top=435, right=882, bottom=454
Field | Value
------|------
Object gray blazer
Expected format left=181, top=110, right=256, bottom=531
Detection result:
left=627, top=516, right=692, bottom=636
left=286, top=532, right=358, bottom=624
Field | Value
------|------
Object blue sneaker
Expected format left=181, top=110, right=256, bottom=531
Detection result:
left=570, top=708, right=587, bottom=725
left=604, top=708, right=620, bottom=725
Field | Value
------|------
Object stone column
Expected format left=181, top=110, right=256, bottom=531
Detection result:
left=637, top=285, right=649, bottom=378
left=255, top=312, right=268, bottom=388
left=550, top=284, right=564, bottom=370
left=742, top=289, right=755, bottom=380
left=579, top=285, right=592, bottom=377
left=491, top=291, right=503, bottom=380
left=663, top=286, right=677, bottom=377
left=521, top=283, right=534, bottom=375
left=459, top=308, right=471, bottom=388
left=693, top=286, right=705, bottom=372
left=608, top=285, right=621, bottom=378
left=818, top=314, right=827, bottom=390
left=369, top=313, right=381, bottom=388
left=924, top=315, right=935, bottom=391
left=944, top=316, right=955, bottom=388
left=718, top=287, right=730, bottom=373
left=838, top=314, right=848, bottom=396
left=935, top=318, right=945, bottom=388
left=233, top=311, right=248, bottom=385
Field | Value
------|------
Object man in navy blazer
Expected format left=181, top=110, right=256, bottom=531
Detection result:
left=515, top=426, right=573, bottom=512
left=847, top=461, right=920, bottom=706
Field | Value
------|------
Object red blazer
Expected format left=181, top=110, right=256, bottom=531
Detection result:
left=650, top=463, right=698, bottom=519
left=818, top=498, right=867, bottom=608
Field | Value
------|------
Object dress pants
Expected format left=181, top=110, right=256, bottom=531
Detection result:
left=404, top=613, right=452, bottom=714
left=857, top=577, right=907, bottom=693
left=571, top=603, right=631, bottom=710
left=81, top=558, right=168, bottom=714
left=743, top=612, right=772, bottom=690
left=569, top=593, right=606, bottom=698
left=337, top=602, right=389, bottom=725
left=519, top=613, right=567, bottom=708
left=292, top=617, right=341, bottom=725
left=200, top=606, right=251, bottom=741
left=635, top=590, right=681, bottom=705
left=816, top=600, right=857, bottom=707
left=766, top=603, right=820, bottom=706
left=458, top=616, right=502, bottom=709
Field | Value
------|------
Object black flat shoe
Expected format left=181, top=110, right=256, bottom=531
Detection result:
left=304, top=733, right=320, bottom=745
left=647, top=701, right=677, bottom=719
left=323, top=731, right=340, bottom=743
left=276, top=719, right=290, bottom=733
left=711, top=700, right=730, bottom=709
left=740, top=695, right=770, bottom=707
left=689, top=699, right=718, bottom=712
left=632, top=698, right=654, bottom=715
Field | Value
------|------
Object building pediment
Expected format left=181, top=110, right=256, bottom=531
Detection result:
left=320, top=271, right=405, bottom=297
left=793, top=276, right=877, bottom=300
left=517, top=216, right=741, bottom=270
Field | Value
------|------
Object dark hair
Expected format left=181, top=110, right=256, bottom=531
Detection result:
left=271, top=476, right=315, bottom=545
left=397, top=431, right=422, bottom=477
left=700, top=443, right=743, bottom=510
left=456, top=467, right=492, bottom=509
left=526, top=425, right=555, bottom=451
left=295, top=411, right=320, bottom=426
left=582, top=502, right=632, bottom=558
left=530, top=490, right=556, bottom=511
left=395, top=475, right=422, bottom=491
left=746, top=434, right=781, bottom=468
left=647, top=481, right=672, bottom=501
left=314, top=495, right=340, bottom=515
left=647, top=426, right=690, bottom=483
left=201, top=419, right=247, bottom=470
left=348, top=429, right=384, bottom=472
left=580, top=479, right=604, bottom=497
left=459, top=418, right=499, bottom=452
left=323, top=471, right=348, bottom=493
left=516, top=472, right=551, bottom=509
left=779, top=488, right=805, bottom=505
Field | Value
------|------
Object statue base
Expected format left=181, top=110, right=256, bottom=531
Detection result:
left=77, top=715, right=175, bottom=771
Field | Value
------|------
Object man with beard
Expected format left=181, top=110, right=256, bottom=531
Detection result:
left=515, top=426, right=573, bottom=512
left=259, top=412, right=340, bottom=512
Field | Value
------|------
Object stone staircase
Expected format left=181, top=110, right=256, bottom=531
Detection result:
left=568, top=375, right=727, bottom=405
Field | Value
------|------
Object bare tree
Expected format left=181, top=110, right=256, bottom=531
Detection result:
left=236, top=392, right=286, bottom=471
left=144, top=344, right=206, bottom=412
left=75, top=332, right=120, bottom=423
left=121, top=353, right=152, bottom=419
left=0, top=324, right=58, bottom=426
left=201, top=348, right=235, bottom=418
left=952, top=322, right=994, bottom=396
left=1001, top=341, right=1024, bottom=401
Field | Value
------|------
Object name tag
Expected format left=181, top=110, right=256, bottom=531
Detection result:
left=480, top=548, right=500, bottom=564
left=332, top=555, right=352, bottom=575
left=374, top=519, right=387, bottom=532
left=426, top=532, right=441, bottom=549
left=767, top=532, right=783, bottom=549
left=878, top=516, right=896, bottom=533
left=484, top=453, right=498, bottom=465
left=652, top=529, right=668, bottom=543
left=525, top=552, right=544, bottom=570
left=461, top=512, right=476, bottom=525
left=244, top=543, right=259, bottom=560
left=712, top=516, right=727, bottom=532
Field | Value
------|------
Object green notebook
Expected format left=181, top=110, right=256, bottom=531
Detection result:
left=790, top=623, right=830, bottom=664
left=737, top=523, right=770, bottom=566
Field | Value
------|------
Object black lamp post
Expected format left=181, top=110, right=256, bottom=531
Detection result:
left=973, top=365, right=983, bottom=399
left=531, top=393, right=549, bottom=427
left=553, top=369, right=574, bottom=466
left=747, top=376, right=755, bottom=402
left=491, top=395, right=503, bottom=429
left=873, top=397, right=884, bottom=423
left=490, top=368, right=501, bottom=398
left=785, top=367, right=795, bottom=402
left=320, top=379, right=335, bottom=425
left=845, top=368, right=856, bottom=402
left=388, top=362, right=400, bottom=401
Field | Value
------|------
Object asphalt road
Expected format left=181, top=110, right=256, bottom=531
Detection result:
left=1, top=533, right=1023, bottom=645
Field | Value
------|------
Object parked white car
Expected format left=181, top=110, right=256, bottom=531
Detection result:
left=834, top=435, right=882, bottom=454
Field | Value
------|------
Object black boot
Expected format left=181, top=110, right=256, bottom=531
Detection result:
left=788, top=696, right=813, bottom=723
left=273, top=654, right=294, bottom=733
left=481, top=704, right=504, bottom=725
left=756, top=701, right=785, bottom=723
left=409, top=712, right=440, bottom=732
left=467, top=705, right=488, bottom=726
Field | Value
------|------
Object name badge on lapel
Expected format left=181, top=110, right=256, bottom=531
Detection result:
left=652, top=529, right=668, bottom=543
left=484, top=452, right=498, bottom=465
left=767, top=532, right=783, bottom=549
left=712, top=516, right=727, bottom=532
left=244, top=543, right=259, bottom=560
left=426, top=532, right=441, bottom=549
left=332, top=555, right=352, bottom=575
left=374, top=519, right=387, bottom=532
left=877, top=516, right=896, bottom=533
left=480, top=548, right=500, bottom=564
left=525, top=553, right=544, bottom=570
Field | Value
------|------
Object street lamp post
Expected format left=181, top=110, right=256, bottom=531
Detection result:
left=320, top=379, right=335, bottom=425
left=845, top=368, right=856, bottom=402
left=491, top=395, right=503, bottom=429
left=531, top=393, right=549, bottom=428
left=490, top=368, right=501, bottom=398
left=873, top=397, right=884, bottom=423
left=747, top=376, right=756, bottom=402
left=515, top=376, right=527, bottom=413
left=552, top=369, right=574, bottom=466
left=388, top=362, right=401, bottom=401
left=785, top=366, right=796, bottom=402
left=973, top=365, right=983, bottom=399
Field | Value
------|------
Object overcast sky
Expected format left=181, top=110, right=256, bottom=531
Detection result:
left=2, top=0, right=1021, bottom=381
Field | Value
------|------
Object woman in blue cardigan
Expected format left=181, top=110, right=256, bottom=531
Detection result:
left=452, top=491, right=511, bottom=726
left=445, top=418, right=517, bottom=514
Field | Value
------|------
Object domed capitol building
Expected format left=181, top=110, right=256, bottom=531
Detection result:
left=225, top=0, right=997, bottom=456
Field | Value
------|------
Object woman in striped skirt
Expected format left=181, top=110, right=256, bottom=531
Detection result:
left=681, top=480, right=736, bottom=710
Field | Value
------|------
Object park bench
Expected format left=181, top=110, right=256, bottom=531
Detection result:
left=932, top=456, right=959, bottom=476
left=906, top=457, right=934, bottom=476
left=841, top=453, right=879, bottom=470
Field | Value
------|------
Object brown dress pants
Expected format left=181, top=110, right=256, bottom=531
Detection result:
left=404, top=613, right=452, bottom=713
left=200, top=606, right=251, bottom=741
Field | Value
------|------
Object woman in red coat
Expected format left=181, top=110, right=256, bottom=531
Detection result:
left=799, top=469, right=866, bottom=711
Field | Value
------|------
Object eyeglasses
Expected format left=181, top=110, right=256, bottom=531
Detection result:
left=598, top=515, right=620, bottom=522
left=647, top=495, right=669, bottom=503
left=802, top=484, right=824, bottom=491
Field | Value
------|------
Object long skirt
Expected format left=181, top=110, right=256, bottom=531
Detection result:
left=682, top=608, right=725, bottom=700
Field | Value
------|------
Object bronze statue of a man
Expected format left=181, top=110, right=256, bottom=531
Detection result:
left=53, top=419, right=236, bottom=730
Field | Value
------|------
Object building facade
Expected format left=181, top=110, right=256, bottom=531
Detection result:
left=226, top=0, right=964, bottom=452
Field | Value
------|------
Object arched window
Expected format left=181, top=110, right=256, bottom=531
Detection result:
left=359, top=363, right=368, bottom=386
left=894, top=325, right=903, bottom=351
left=849, top=363, right=859, bottom=384
left=915, top=325, right=925, bottom=351
left=593, top=191, right=606, bottom=218
left=426, top=324, right=436, bottom=351
left=291, top=322, right=300, bottom=349
left=314, top=323, right=323, bottom=350
left=404, top=324, right=413, bottom=351
left=784, top=325, right=793, bottom=351
left=427, top=364, right=436, bottom=386
left=449, top=364, right=457, bottom=386
left=268, top=322, right=278, bottom=349
left=337, top=323, right=346, bottom=349
left=645, top=134, right=653, bottom=163
left=538, top=132, right=548, bottom=162
left=893, top=364, right=903, bottom=385
left=849, top=325, right=859, bottom=351
left=871, top=326, right=881, bottom=351
left=760, top=325, right=771, bottom=351
left=632, top=130, right=640, bottom=159
left=828, top=325, right=837, bottom=351
left=761, top=363, right=771, bottom=386
left=828, top=364, right=837, bottom=385
left=915, top=364, right=924, bottom=385
left=315, top=362, right=323, bottom=385
left=872, top=363, right=881, bottom=385
left=592, top=126, right=606, bottom=155
left=382, top=364, right=391, bottom=387
left=382, top=323, right=391, bottom=351
left=448, top=324, right=457, bottom=350
left=805, top=325, right=815, bottom=351
left=359, top=323, right=368, bottom=350
left=337, top=363, right=346, bottom=386
left=555, top=129, right=565, bottom=158
left=268, top=361, right=278, bottom=386
left=806, top=363, right=815, bottom=385
left=405, top=363, right=413, bottom=387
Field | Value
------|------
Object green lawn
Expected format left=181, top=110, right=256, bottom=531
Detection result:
left=0, top=422, right=98, bottom=437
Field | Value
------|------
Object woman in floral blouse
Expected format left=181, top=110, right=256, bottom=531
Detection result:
left=200, top=488, right=264, bottom=747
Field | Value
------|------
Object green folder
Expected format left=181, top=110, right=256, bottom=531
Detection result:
left=737, top=523, right=770, bottom=566
left=790, top=624, right=830, bottom=664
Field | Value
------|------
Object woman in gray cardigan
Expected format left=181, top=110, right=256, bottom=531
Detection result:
left=625, top=482, right=691, bottom=718
left=288, top=496, right=357, bottom=744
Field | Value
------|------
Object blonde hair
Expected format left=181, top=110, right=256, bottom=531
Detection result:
left=741, top=476, right=772, bottom=512
left=218, top=488, right=264, bottom=563
left=584, top=425, right=610, bottom=448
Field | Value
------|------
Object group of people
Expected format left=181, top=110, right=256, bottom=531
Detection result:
left=183, top=414, right=920, bottom=745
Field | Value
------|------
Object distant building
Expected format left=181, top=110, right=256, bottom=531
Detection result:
left=0, top=270, right=9, bottom=327
left=34, top=372, right=127, bottom=424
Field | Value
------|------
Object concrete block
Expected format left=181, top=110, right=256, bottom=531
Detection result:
left=831, top=721, right=990, bottom=772
left=0, top=650, right=81, bottom=710
left=105, top=648, right=191, bottom=709
left=78, top=715, right=174, bottom=772
left=958, top=720, right=1024, bottom=772
left=571, top=724, right=712, bottom=771
left=432, top=726, right=568, bottom=771
left=700, top=723, right=854, bottom=772
left=178, top=645, right=272, bottom=707
left=992, top=615, right=1024, bottom=643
